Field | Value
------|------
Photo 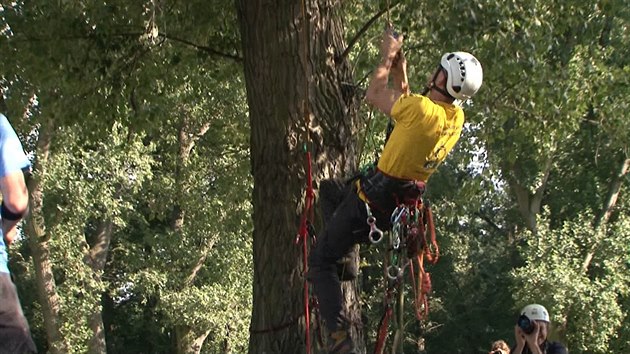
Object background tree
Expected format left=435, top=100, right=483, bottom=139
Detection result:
left=2, top=1, right=251, bottom=353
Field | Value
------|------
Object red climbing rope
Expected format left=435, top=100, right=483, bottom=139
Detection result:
left=374, top=279, right=398, bottom=354
left=294, top=0, right=313, bottom=351
left=295, top=149, right=315, bottom=354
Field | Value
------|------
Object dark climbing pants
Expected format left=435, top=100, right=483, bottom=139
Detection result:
left=0, top=273, right=37, bottom=354
left=308, top=189, right=389, bottom=331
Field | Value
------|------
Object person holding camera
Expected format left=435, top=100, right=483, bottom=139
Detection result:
left=513, top=304, right=568, bottom=354
left=489, top=339, right=510, bottom=354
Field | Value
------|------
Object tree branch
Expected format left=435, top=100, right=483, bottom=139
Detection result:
left=502, top=160, right=534, bottom=233
left=336, top=1, right=402, bottom=64
left=86, top=218, right=113, bottom=273
left=595, top=157, right=629, bottom=228
left=511, top=180, right=536, bottom=233
left=474, top=211, right=504, bottom=234
left=582, top=156, right=630, bottom=272
left=531, top=157, right=553, bottom=212
left=502, top=156, right=553, bottom=235
left=158, top=32, right=242, bottom=62
left=183, top=237, right=218, bottom=288
left=13, top=31, right=242, bottom=62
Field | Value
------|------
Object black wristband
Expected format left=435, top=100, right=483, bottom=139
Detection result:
left=1, top=202, right=25, bottom=221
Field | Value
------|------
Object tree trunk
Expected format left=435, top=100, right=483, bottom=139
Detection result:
left=505, top=158, right=553, bottom=234
left=24, top=117, right=69, bottom=354
left=236, top=1, right=361, bottom=353
left=86, top=218, right=113, bottom=354
left=172, top=113, right=213, bottom=354
left=176, top=327, right=212, bottom=354
left=175, top=236, right=217, bottom=354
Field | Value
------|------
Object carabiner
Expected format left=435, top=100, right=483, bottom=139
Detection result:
left=386, top=265, right=402, bottom=280
left=365, top=203, right=384, bottom=244
left=367, top=215, right=384, bottom=244
left=392, top=232, right=401, bottom=250
left=390, top=206, right=406, bottom=225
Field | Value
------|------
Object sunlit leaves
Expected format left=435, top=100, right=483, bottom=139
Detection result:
left=3, top=0, right=251, bottom=353
left=512, top=211, right=630, bottom=353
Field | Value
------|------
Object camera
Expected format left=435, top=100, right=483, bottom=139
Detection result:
left=517, top=314, right=536, bottom=334
left=384, top=24, right=400, bottom=39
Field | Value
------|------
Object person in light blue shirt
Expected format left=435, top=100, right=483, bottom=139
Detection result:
left=0, top=113, right=37, bottom=353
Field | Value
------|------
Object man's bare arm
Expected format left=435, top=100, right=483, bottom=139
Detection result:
left=1, top=171, right=29, bottom=245
left=365, top=31, right=404, bottom=116
left=366, top=57, right=403, bottom=116
left=391, top=52, right=410, bottom=95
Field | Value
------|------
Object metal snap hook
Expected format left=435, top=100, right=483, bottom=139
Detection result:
left=365, top=204, right=384, bottom=244
left=367, top=215, right=384, bottom=244
left=386, top=265, right=402, bottom=280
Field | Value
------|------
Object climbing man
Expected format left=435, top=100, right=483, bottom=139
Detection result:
left=308, top=27, right=483, bottom=353
left=0, top=113, right=37, bottom=354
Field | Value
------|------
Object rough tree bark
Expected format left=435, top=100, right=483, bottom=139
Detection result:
left=85, top=219, right=113, bottom=354
left=24, top=117, right=69, bottom=354
left=236, top=0, right=362, bottom=353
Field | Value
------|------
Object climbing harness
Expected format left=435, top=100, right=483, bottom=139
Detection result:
left=370, top=194, right=439, bottom=353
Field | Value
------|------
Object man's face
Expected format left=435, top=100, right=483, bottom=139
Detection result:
left=425, top=67, right=447, bottom=90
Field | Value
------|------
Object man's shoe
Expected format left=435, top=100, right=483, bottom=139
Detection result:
left=328, top=329, right=356, bottom=354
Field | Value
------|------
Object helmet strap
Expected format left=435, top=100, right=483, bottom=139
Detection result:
left=424, top=66, right=454, bottom=100
left=433, top=86, right=453, bottom=99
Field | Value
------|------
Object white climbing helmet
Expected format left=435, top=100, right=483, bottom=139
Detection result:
left=520, top=304, right=550, bottom=322
left=440, top=51, right=483, bottom=101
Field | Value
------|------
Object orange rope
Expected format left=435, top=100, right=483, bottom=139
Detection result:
left=423, top=205, right=439, bottom=264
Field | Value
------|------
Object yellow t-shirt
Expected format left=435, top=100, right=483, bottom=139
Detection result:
left=376, top=94, right=464, bottom=181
